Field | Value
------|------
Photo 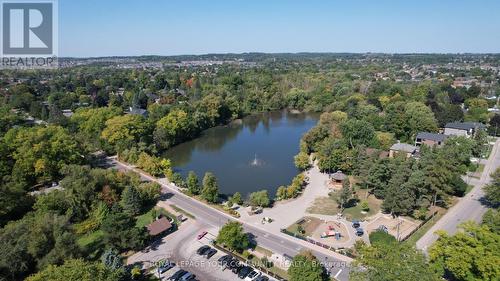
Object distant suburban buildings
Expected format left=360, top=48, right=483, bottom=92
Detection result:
left=443, top=122, right=486, bottom=138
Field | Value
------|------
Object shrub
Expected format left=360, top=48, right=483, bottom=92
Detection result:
left=369, top=229, right=397, bottom=246
left=360, top=201, right=370, bottom=212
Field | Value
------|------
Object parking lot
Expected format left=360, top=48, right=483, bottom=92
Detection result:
left=153, top=233, right=275, bottom=281
left=129, top=220, right=275, bottom=281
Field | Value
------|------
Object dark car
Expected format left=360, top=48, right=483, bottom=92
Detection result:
left=218, top=254, right=232, bottom=264
left=238, top=266, right=252, bottom=279
left=196, top=245, right=211, bottom=255
left=219, top=256, right=233, bottom=270
left=352, top=220, right=360, bottom=228
left=168, top=269, right=186, bottom=281
left=205, top=248, right=217, bottom=259
left=230, top=261, right=243, bottom=274
left=158, top=261, right=175, bottom=274
left=255, top=276, right=269, bottom=281
left=179, top=272, right=196, bottom=281
left=355, top=227, right=364, bottom=236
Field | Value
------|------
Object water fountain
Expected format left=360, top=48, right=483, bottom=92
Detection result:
left=250, top=153, right=262, bottom=166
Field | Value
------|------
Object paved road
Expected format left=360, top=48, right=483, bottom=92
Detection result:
left=111, top=159, right=351, bottom=281
left=416, top=138, right=500, bottom=251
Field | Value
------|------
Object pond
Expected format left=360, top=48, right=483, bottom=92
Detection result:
left=163, top=110, right=319, bottom=197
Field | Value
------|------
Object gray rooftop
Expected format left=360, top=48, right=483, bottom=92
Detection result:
left=390, top=142, right=418, bottom=153
left=445, top=122, right=485, bottom=130
left=331, top=170, right=347, bottom=181
left=416, top=132, right=448, bottom=142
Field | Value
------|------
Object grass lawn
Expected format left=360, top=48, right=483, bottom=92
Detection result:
left=77, top=230, right=106, bottom=259
left=307, top=189, right=381, bottom=220
left=403, top=211, right=445, bottom=246
left=169, top=204, right=195, bottom=219
left=254, top=246, right=273, bottom=257
left=77, top=229, right=105, bottom=248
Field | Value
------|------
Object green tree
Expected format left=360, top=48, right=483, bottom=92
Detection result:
left=5, top=125, right=83, bottom=185
left=288, top=251, right=327, bottom=281
left=101, top=248, right=124, bottom=271
left=26, top=259, right=123, bottom=281
left=71, top=106, right=122, bottom=149
left=120, top=186, right=142, bottom=216
left=351, top=243, right=439, bottom=281
left=369, top=230, right=397, bottom=246
left=186, top=171, right=200, bottom=195
left=382, top=160, right=415, bottom=215
left=482, top=209, right=500, bottom=233
left=101, top=210, right=146, bottom=251
left=484, top=168, right=500, bottom=207
left=249, top=190, right=271, bottom=207
left=275, top=186, right=288, bottom=200
left=201, top=172, right=219, bottom=203
left=294, top=152, right=310, bottom=170
left=216, top=221, right=249, bottom=252
left=101, top=114, right=148, bottom=152
left=154, top=109, right=193, bottom=150
left=231, top=192, right=243, bottom=205
left=336, top=178, right=353, bottom=211
left=429, top=222, right=500, bottom=281
left=340, top=119, right=375, bottom=148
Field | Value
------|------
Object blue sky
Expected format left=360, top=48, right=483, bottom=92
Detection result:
left=59, top=0, right=500, bottom=57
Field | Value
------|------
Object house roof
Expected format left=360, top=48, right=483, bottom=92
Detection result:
left=416, top=132, right=448, bottom=142
left=146, top=217, right=172, bottom=236
left=331, top=171, right=347, bottom=181
left=445, top=122, right=485, bottom=131
left=129, top=107, right=148, bottom=116
left=390, top=142, right=418, bottom=153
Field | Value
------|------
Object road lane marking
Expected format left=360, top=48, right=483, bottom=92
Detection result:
left=334, top=269, right=343, bottom=278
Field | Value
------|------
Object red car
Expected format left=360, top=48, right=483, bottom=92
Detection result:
left=197, top=231, right=208, bottom=240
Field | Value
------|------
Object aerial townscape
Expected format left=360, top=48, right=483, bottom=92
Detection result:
left=1, top=1, right=499, bottom=281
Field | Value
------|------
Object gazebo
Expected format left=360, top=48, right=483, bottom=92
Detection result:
left=330, top=170, right=347, bottom=185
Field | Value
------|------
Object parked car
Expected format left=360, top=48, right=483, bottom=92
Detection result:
left=168, top=269, right=186, bottom=281
left=205, top=248, right=217, bottom=259
left=355, top=227, right=364, bottom=236
left=245, top=270, right=259, bottom=280
left=352, top=220, right=360, bottom=228
left=218, top=254, right=232, bottom=264
left=254, top=276, right=269, bottom=281
left=218, top=255, right=232, bottom=270
left=238, top=266, right=253, bottom=279
left=196, top=245, right=210, bottom=255
left=179, top=272, right=196, bottom=281
left=197, top=231, right=208, bottom=240
left=230, top=261, right=243, bottom=274
left=158, top=261, right=175, bottom=274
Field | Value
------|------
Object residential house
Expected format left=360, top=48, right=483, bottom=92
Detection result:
left=415, top=132, right=448, bottom=147
left=389, top=142, right=419, bottom=158
left=443, top=122, right=485, bottom=138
